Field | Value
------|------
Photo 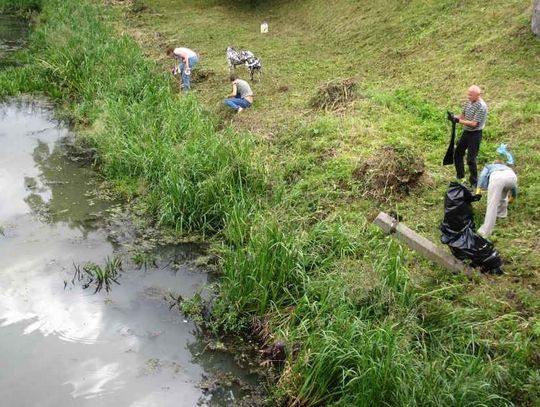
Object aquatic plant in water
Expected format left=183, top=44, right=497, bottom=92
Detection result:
left=71, top=256, right=122, bottom=293
left=132, top=250, right=157, bottom=271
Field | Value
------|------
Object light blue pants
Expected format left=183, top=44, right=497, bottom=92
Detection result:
left=179, top=55, right=198, bottom=90
left=478, top=170, right=517, bottom=237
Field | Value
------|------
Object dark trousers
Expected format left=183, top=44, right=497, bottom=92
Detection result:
left=454, top=129, right=482, bottom=186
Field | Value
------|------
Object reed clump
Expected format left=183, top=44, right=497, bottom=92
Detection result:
left=72, top=256, right=122, bottom=293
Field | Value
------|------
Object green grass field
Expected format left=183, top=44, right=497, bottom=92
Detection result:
left=134, top=0, right=540, bottom=269
left=2, top=0, right=540, bottom=404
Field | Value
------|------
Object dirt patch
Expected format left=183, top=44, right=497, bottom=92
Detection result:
left=130, top=0, right=147, bottom=13
left=192, top=68, right=215, bottom=83
left=310, top=78, right=359, bottom=111
left=107, top=0, right=148, bottom=13
left=352, top=144, right=425, bottom=202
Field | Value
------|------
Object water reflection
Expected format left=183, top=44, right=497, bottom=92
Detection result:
left=0, top=99, right=63, bottom=220
left=64, top=360, right=124, bottom=400
left=0, top=100, right=261, bottom=406
left=0, top=100, right=109, bottom=233
left=0, top=15, right=30, bottom=68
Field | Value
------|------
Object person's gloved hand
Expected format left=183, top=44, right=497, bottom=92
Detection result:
left=471, top=186, right=482, bottom=201
left=508, top=195, right=514, bottom=204
left=471, top=193, right=482, bottom=202
left=184, top=68, right=191, bottom=76
left=446, top=111, right=460, bottom=124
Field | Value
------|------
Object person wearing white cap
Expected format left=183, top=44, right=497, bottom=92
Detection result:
left=477, top=144, right=518, bottom=238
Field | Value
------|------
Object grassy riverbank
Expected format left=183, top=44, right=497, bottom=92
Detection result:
left=1, top=0, right=539, bottom=405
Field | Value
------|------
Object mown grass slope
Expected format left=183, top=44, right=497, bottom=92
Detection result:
left=129, top=0, right=540, bottom=404
left=135, top=0, right=539, bottom=269
left=2, top=0, right=540, bottom=405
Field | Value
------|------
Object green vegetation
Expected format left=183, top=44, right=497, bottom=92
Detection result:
left=1, top=0, right=539, bottom=405
left=0, top=0, right=39, bottom=13
left=72, top=256, right=123, bottom=293
left=131, top=249, right=157, bottom=270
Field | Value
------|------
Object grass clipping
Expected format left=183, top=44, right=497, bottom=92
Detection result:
left=353, top=144, right=425, bottom=202
left=310, top=78, right=358, bottom=111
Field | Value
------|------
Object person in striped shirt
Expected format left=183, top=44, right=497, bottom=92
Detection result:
left=449, top=85, right=488, bottom=187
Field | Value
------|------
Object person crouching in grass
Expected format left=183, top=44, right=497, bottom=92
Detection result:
left=224, top=75, right=254, bottom=113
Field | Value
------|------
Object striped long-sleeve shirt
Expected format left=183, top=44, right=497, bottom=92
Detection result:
left=462, top=98, right=488, bottom=131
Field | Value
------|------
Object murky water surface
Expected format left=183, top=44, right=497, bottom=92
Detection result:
left=0, top=16, right=259, bottom=407
left=0, top=15, right=29, bottom=68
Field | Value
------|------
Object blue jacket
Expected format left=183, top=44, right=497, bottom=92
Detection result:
left=478, top=164, right=518, bottom=197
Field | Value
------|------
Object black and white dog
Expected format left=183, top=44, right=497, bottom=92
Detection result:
left=226, top=46, right=262, bottom=81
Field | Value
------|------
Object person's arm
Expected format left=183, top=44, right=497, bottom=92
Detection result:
left=175, top=50, right=190, bottom=71
left=177, top=57, right=182, bottom=73
left=456, top=103, right=476, bottom=126
left=228, top=83, right=238, bottom=98
left=457, top=117, right=479, bottom=127
left=477, top=166, right=491, bottom=191
left=459, top=104, right=485, bottom=128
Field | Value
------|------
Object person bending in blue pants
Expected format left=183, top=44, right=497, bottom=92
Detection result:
left=166, top=47, right=199, bottom=91
left=224, top=75, right=253, bottom=113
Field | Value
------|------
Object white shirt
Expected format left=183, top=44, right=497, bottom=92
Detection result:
left=173, top=47, right=196, bottom=60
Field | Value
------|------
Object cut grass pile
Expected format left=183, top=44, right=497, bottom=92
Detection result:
left=310, top=78, right=359, bottom=112
left=1, top=0, right=539, bottom=404
left=352, top=143, right=426, bottom=202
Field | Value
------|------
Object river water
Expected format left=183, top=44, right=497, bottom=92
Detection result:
left=0, top=14, right=29, bottom=68
left=0, top=15, right=259, bottom=407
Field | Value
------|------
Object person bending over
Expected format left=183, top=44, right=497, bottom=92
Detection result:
left=224, top=75, right=253, bottom=113
left=166, top=47, right=199, bottom=91
left=477, top=146, right=517, bottom=238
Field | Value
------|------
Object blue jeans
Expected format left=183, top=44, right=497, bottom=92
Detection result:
left=224, top=97, right=252, bottom=111
left=179, top=55, right=198, bottom=90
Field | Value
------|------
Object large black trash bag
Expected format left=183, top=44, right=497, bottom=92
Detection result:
left=440, top=182, right=502, bottom=274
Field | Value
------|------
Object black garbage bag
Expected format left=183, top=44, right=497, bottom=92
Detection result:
left=441, top=181, right=476, bottom=230
left=443, top=111, right=457, bottom=166
left=440, top=182, right=502, bottom=274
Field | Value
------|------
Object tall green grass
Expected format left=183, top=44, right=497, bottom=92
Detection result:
left=2, top=0, right=539, bottom=405
left=267, top=241, right=518, bottom=406
left=0, top=0, right=267, bottom=234
left=0, top=0, right=40, bottom=12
